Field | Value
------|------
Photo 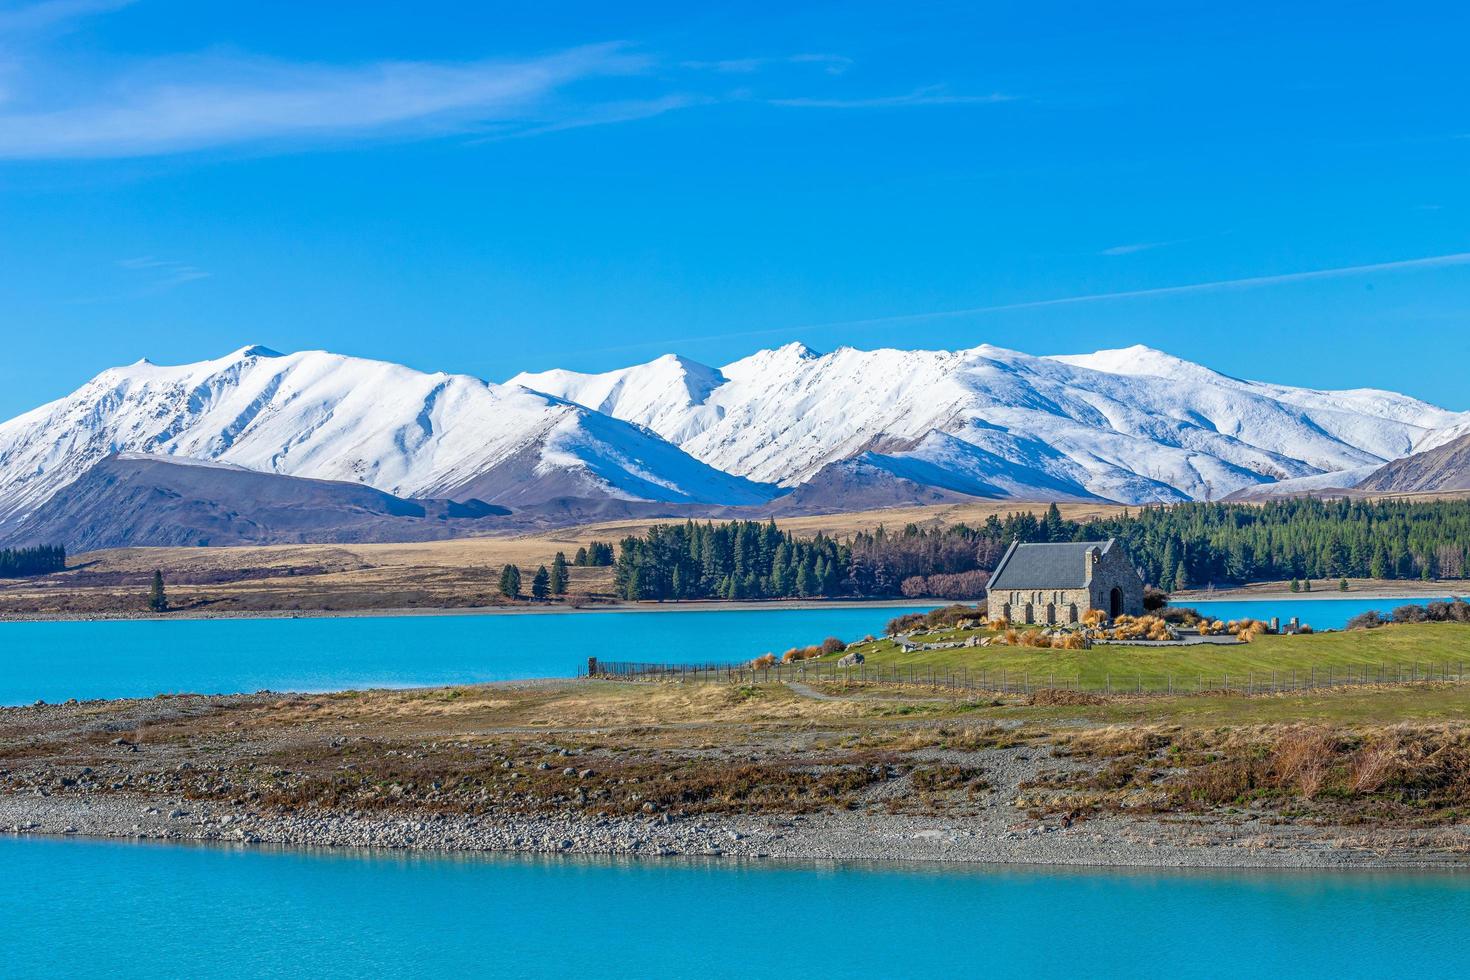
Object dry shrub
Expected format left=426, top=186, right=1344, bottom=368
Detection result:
left=1051, top=632, right=1088, bottom=650
left=1081, top=608, right=1106, bottom=628
left=1003, top=628, right=1020, bottom=646
left=781, top=645, right=824, bottom=663
left=989, top=616, right=1009, bottom=632
left=1350, top=739, right=1403, bottom=794
left=1298, top=624, right=1313, bottom=634
left=820, top=636, right=847, bottom=655
left=750, top=652, right=776, bottom=668
left=1020, top=628, right=1051, bottom=648
left=1061, top=726, right=1173, bottom=758
left=1270, top=727, right=1339, bottom=798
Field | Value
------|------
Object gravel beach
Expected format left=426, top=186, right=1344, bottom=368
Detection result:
left=3, top=688, right=1467, bottom=869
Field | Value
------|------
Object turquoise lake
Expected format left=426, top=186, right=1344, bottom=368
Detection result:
left=2, top=836, right=1468, bottom=980
left=0, top=596, right=1452, bottom=705
left=1188, top=595, right=1451, bottom=630
left=0, top=605, right=931, bottom=705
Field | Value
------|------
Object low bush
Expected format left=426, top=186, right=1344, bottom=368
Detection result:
left=781, top=645, right=824, bottom=663
left=1346, top=610, right=1387, bottom=631
left=1392, top=604, right=1428, bottom=624
left=820, top=636, right=847, bottom=655
left=885, top=603, right=985, bottom=636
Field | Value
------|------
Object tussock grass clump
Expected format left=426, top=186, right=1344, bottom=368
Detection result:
left=1108, top=615, right=1174, bottom=642
left=781, top=645, right=824, bottom=663
left=1058, top=726, right=1175, bottom=759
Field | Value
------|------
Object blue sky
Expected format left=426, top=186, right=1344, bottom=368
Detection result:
left=1, top=0, right=1468, bottom=418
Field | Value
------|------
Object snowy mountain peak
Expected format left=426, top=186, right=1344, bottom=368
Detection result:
left=0, top=346, right=774, bottom=526
left=1047, top=344, right=1233, bottom=383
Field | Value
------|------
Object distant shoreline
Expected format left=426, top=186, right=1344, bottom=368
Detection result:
left=4, top=580, right=1464, bottom=624
left=1177, top=583, right=1459, bottom=603
left=0, top=597, right=941, bottom=625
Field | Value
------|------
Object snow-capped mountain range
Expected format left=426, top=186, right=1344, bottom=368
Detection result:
left=0, top=345, right=771, bottom=529
left=513, top=343, right=1468, bottom=502
left=0, top=342, right=1466, bottom=536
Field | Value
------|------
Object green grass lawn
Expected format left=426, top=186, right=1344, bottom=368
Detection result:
left=817, top=622, right=1470, bottom=693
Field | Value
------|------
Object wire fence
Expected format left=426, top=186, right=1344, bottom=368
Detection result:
left=581, top=656, right=1470, bottom=697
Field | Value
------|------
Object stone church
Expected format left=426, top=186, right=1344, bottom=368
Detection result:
left=986, top=538, right=1145, bottom=625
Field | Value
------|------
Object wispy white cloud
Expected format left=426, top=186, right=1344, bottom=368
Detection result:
left=576, top=251, right=1470, bottom=356
left=0, top=0, right=132, bottom=35
left=769, top=85, right=1013, bottom=109
left=1100, top=239, right=1183, bottom=256
left=118, top=256, right=210, bottom=290
left=471, top=93, right=710, bottom=142
left=807, top=251, right=1470, bottom=328
left=682, top=53, right=851, bottom=75
left=0, top=44, right=650, bottom=158
left=0, top=1, right=997, bottom=160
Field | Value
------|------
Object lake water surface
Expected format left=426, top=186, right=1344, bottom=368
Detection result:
left=2, top=836, right=1467, bottom=980
left=0, top=605, right=931, bottom=705
left=0, top=597, right=1451, bottom=705
left=1188, top=595, right=1451, bottom=628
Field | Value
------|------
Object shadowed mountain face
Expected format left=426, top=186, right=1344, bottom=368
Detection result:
left=1356, top=433, right=1470, bottom=493
left=0, top=455, right=512, bottom=550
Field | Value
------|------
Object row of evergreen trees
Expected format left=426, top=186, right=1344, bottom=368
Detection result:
left=601, top=498, right=1470, bottom=600
left=1081, top=498, right=1470, bottom=591
left=573, top=543, right=614, bottom=567
left=499, top=552, right=570, bottom=599
left=614, top=520, right=848, bottom=600
left=0, top=544, right=66, bottom=578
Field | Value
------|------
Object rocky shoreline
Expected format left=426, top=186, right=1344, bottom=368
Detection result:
left=4, top=738, right=1467, bottom=869
left=5, top=792, right=1468, bottom=869
left=5, top=683, right=1469, bottom=871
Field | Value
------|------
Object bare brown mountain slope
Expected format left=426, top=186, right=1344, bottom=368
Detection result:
left=1356, top=433, right=1470, bottom=494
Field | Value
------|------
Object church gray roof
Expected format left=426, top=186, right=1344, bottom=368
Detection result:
left=987, top=539, right=1115, bottom=590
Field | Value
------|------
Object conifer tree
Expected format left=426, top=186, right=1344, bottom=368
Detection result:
left=574, top=547, right=589, bottom=567
left=148, top=570, right=168, bottom=612
left=531, top=565, right=550, bottom=599
left=498, top=564, right=522, bottom=598
left=550, top=552, right=569, bottom=595
left=1289, top=578, right=1300, bottom=593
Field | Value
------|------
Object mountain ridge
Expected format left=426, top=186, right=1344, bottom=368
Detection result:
left=1, top=341, right=1467, bottom=544
left=514, top=342, right=1468, bottom=503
